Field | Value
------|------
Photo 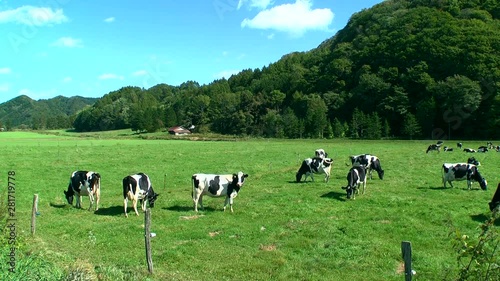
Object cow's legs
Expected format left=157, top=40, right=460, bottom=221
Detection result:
left=95, top=189, right=100, bottom=211
left=76, top=195, right=82, bottom=208
left=193, top=194, right=204, bottom=212
left=132, top=199, right=140, bottom=216
left=223, top=196, right=234, bottom=212
left=124, top=198, right=129, bottom=217
left=88, top=193, right=94, bottom=211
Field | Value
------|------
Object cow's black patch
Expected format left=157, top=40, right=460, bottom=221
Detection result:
left=452, top=164, right=467, bottom=179
left=138, top=173, right=149, bottom=191
left=208, top=176, right=221, bottom=195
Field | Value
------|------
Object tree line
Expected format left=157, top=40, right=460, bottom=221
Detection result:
left=70, top=0, right=500, bottom=139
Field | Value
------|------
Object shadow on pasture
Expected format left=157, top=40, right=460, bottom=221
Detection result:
left=50, top=202, right=69, bottom=209
left=418, top=186, right=448, bottom=190
left=320, top=191, right=346, bottom=202
left=164, top=205, right=193, bottom=212
left=94, top=206, right=123, bottom=216
left=470, top=213, right=500, bottom=226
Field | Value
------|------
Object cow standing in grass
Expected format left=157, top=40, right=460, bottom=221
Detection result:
left=442, top=163, right=487, bottom=190
left=122, top=173, right=159, bottom=217
left=342, top=165, right=367, bottom=200
left=192, top=172, right=249, bottom=212
left=64, top=171, right=101, bottom=211
left=296, top=157, right=333, bottom=183
left=349, top=154, right=384, bottom=180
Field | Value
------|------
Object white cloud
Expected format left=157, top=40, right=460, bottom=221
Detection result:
left=104, top=17, right=115, bottom=23
left=0, top=67, right=12, bottom=74
left=267, top=33, right=275, bottom=39
left=0, top=6, right=68, bottom=26
left=241, top=0, right=334, bottom=37
left=51, top=37, right=83, bottom=48
left=62, top=77, right=72, bottom=83
left=237, top=0, right=273, bottom=10
left=214, top=69, right=240, bottom=80
left=132, top=70, right=148, bottom=77
left=98, top=73, right=124, bottom=80
left=0, top=83, right=9, bottom=92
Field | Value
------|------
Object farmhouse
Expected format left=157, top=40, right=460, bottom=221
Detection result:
left=168, top=126, right=191, bottom=135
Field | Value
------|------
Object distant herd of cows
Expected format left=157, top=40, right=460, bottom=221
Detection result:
left=63, top=143, right=500, bottom=217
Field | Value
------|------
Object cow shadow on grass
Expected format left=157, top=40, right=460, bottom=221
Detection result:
left=50, top=202, right=69, bottom=209
left=470, top=213, right=500, bottom=226
left=320, top=191, right=346, bottom=202
left=94, top=206, right=123, bottom=216
left=164, top=205, right=193, bottom=212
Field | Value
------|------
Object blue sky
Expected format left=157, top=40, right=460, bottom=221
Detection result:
left=0, top=0, right=384, bottom=104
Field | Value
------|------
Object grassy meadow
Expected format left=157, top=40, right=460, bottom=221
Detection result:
left=0, top=131, right=498, bottom=281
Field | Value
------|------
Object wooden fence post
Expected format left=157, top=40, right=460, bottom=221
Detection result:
left=145, top=208, right=153, bottom=274
left=401, top=241, right=412, bottom=281
left=31, top=194, right=38, bottom=235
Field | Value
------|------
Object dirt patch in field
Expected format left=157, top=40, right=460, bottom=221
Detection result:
left=209, top=231, right=221, bottom=237
left=396, top=262, right=405, bottom=274
left=179, top=215, right=202, bottom=220
left=260, top=244, right=277, bottom=251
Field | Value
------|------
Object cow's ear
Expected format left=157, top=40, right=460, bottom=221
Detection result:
left=244, top=174, right=248, bottom=178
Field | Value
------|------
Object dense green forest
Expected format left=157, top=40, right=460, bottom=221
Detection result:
left=5, top=0, right=500, bottom=139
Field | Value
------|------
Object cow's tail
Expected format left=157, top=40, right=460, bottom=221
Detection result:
left=122, top=177, right=130, bottom=199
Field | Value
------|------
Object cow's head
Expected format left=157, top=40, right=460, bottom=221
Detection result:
left=467, top=157, right=480, bottom=166
left=341, top=185, right=355, bottom=199
left=64, top=189, right=74, bottom=205
left=232, top=172, right=249, bottom=187
left=471, top=167, right=487, bottom=190
left=147, top=191, right=159, bottom=208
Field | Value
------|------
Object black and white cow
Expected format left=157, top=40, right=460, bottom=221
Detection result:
left=467, top=157, right=480, bottom=166
left=489, top=183, right=500, bottom=212
left=487, top=142, right=494, bottom=149
left=296, top=157, right=333, bottom=183
left=478, top=146, right=488, bottom=153
left=341, top=165, right=367, bottom=200
left=457, top=142, right=463, bottom=149
left=496, top=145, right=500, bottom=152
left=64, top=171, right=101, bottom=211
left=315, top=149, right=328, bottom=159
left=122, top=173, right=159, bottom=217
left=443, top=146, right=453, bottom=152
left=426, top=144, right=441, bottom=153
left=192, top=172, right=249, bottom=212
left=463, top=148, right=476, bottom=153
left=349, top=154, right=384, bottom=180
left=442, top=163, right=487, bottom=190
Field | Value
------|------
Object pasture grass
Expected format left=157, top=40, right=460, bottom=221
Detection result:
left=0, top=131, right=498, bottom=280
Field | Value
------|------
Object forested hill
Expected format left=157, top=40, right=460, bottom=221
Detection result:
left=40, top=0, right=500, bottom=139
left=0, top=95, right=97, bottom=129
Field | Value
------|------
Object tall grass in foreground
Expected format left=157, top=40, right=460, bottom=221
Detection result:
left=0, top=132, right=498, bottom=280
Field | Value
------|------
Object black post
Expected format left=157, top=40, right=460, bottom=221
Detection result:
left=401, top=241, right=412, bottom=281
left=145, top=208, right=153, bottom=274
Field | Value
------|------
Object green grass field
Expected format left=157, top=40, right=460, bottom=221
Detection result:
left=0, top=131, right=498, bottom=280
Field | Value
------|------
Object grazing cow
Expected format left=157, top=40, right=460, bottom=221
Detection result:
left=426, top=144, right=441, bottom=153
left=442, top=163, right=487, bottom=190
left=122, top=173, right=159, bottom=217
left=192, top=172, right=249, bottom=212
left=478, top=146, right=488, bottom=153
left=64, top=171, right=101, bottom=211
left=457, top=142, right=463, bottom=149
left=467, top=157, right=480, bottom=166
left=349, top=154, right=384, bottom=180
left=341, top=165, right=367, bottom=199
left=315, top=149, right=328, bottom=159
left=487, top=142, right=494, bottom=149
left=463, top=148, right=476, bottom=153
left=296, top=157, right=333, bottom=183
left=443, top=146, right=453, bottom=152
left=489, top=183, right=500, bottom=212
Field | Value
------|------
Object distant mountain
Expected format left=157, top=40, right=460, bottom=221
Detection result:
left=0, top=95, right=98, bottom=129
